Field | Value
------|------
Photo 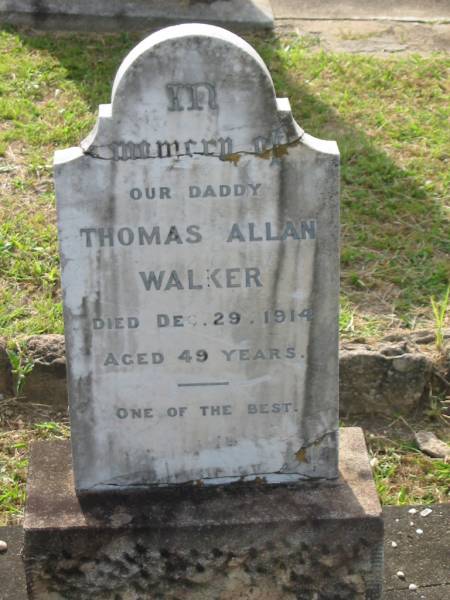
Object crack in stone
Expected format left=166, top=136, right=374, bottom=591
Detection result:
left=90, top=470, right=314, bottom=490
left=83, top=136, right=303, bottom=163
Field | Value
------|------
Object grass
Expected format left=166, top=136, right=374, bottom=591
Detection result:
left=0, top=28, right=448, bottom=339
left=368, top=435, right=449, bottom=505
left=6, top=341, right=35, bottom=396
left=0, top=416, right=69, bottom=525
left=431, top=285, right=450, bottom=350
left=256, top=36, right=450, bottom=335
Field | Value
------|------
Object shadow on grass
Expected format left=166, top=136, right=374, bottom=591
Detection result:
left=16, top=28, right=449, bottom=323
left=17, top=30, right=141, bottom=110
left=253, top=35, right=449, bottom=320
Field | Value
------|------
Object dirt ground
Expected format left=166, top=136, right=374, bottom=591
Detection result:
left=275, top=20, right=450, bottom=54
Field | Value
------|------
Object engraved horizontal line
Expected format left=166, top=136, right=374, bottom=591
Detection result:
left=177, top=382, right=230, bottom=387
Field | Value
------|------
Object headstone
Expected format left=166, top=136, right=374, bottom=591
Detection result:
left=55, top=23, right=340, bottom=493
left=24, top=25, right=384, bottom=600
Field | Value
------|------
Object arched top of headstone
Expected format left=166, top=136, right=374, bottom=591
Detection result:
left=82, top=24, right=302, bottom=159
left=111, top=24, right=273, bottom=104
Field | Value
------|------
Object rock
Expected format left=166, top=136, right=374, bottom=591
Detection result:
left=378, top=342, right=409, bottom=357
left=0, top=540, right=7, bottom=554
left=409, top=583, right=418, bottom=591
left=340, top=346, right=432, bottom=416
left=415, top=431, right=450, bottom=459
left=410, top=328, right=450, bottom=345
left=408, top=508, right=417, bottom=515
left=21, top=335, right=67, bottom=410
left=416, top=529, right=423, bottom=535
left=0, top=337, right=13, bottom=397
left=396, top=571, right=405, bottom=580
left=382, top=334, right=407, bottom=343
left=413, top=334, right=435, bottom=345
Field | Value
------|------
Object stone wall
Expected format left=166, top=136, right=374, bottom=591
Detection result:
left=1, top=332, right=448, bottom=416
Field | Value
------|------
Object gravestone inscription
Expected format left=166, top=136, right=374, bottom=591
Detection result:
left=55, top=24, right=340, bottom=492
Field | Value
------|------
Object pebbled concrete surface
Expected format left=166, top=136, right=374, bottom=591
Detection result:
left=385, top=587, right=450, bottom=600
left=273, top=1, right=450, bottom=22
left=1, top=504, right=449, bottom=599
left=272, top=0, right=450, bottom=55
left=383, top=504, right=450, bottom=598
left=0, top=526, right=26, bottom=600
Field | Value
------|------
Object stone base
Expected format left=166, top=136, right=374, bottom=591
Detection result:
left=23, top=427, right=383, bottom=599
left=0, top=1, right=274, bottom=32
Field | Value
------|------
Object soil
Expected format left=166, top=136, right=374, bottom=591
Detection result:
left=275, top=20, right=450, bottom=55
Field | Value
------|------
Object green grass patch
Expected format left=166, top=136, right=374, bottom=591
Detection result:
left=0, top=29, right=449, bottom=339
left=256, top=36, right=450, bottom=329
left=0, top=419, right=69, bottom=525
left=368, top=435, right=449, bottom=505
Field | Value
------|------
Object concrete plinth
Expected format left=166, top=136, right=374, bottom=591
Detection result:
left=23, top=427, right=383, bottom=599
left=0, top=1, right=274, bottom=32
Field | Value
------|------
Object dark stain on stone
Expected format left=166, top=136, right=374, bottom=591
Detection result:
left=31, top=0, right=49, bottom=23
left=80, top=296, right=92, bottom=357
left=135, top=543, right=146, bottom=555
left=123, top=552, right=136, bottom=564
left=105, top=161, right=118, bottom=224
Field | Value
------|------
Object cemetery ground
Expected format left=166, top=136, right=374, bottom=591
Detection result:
left=0, top=26, right=449, bottom=525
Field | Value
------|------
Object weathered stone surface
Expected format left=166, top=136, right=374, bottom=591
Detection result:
left=0, top=337, right=13, bottom=398
left=21, top=335, right=67, bottom=410
left=340, top=344, right=432, bottom=416
left=55, top=24, right=340, bottom=492
left=415, top=430, right=450, bottom=459
left=0, top=0, right=274, bottom=32
left=23, top=427, right=383, bottom=599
